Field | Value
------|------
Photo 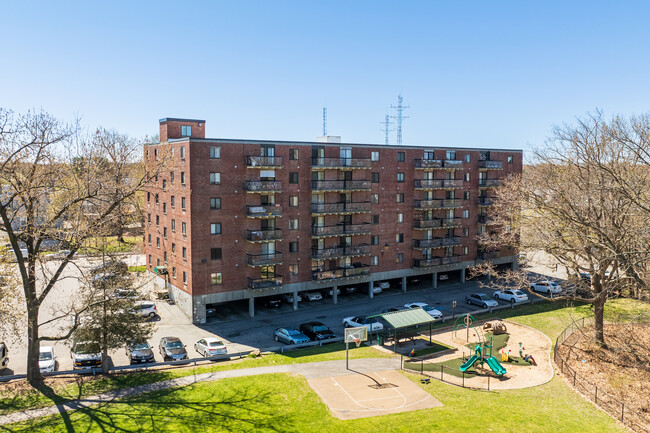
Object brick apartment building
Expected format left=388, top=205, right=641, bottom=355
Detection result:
left=145, top=118, right=522, bottom=323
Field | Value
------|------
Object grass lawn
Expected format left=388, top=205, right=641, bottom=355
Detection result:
left=78, top=235, right=141, bottom=254
left=128, top=265, right=146, bottom=272
left=9, top=372, right=624, bottom=432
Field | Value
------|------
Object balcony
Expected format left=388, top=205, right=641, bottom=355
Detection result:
left=246, top=229, right=282, bottom=243
left=413, top=218, right=443, bottom=230
left=478, top=197, right=493, bottom=206
left=312, top=264, right=371, bottom=281
left=311, top=201, right=371, bottom=215
left=414, top=179, right=464, bottom=189
left=246, top=155, right=283, bottom=168
left=311, top=244, right=371, bottom=260
left=311, top=223, right=372, bottom=237
left=478, top=251, right=501, bottom=260
left=415, top=159, right=463, bottom=170
left=478, top=179, right=502, bottom=188
left=413, top=258, right=442, bottom=268
left=478, top=215, right=489, bottom=224
left=311, top=179, right=371, bottom=191
left=413, top=237, right=460, bottom=249
left=245, top=180, right=282, bottom=193
left=247, top=252, right=283, bottom=267
left=247, top=204, right=282, bottom=218
left=441, top=218, right=462, bottom=228
left=413, top=199, right=464, bottom=210
left=441, top=256, right=459, bottom=265
left=311, top=157, right=371, bottom=169
left=478, top=160, right=503, bottom=170
left=247, top=275, right=282, bottom=290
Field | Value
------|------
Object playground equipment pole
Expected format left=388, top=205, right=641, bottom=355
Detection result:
left=345, top=342, right=349, bottom=370
left=466, top=314, right=470, bottom=342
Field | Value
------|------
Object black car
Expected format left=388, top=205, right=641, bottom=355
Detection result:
left=159, top=337, right=188, bottom=361
left=299, top=322, right=336, bottom=341
left=126, top=341, right=154, bottom=364
left=206, top=304, right=217, bottom=317
left=264, top=297, right=282, bottom=308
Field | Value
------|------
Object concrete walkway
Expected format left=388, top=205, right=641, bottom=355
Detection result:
left=0, top=358, right=400, bottom=426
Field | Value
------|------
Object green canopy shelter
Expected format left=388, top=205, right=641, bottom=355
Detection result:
left=368, top=308, right=436, bottom=352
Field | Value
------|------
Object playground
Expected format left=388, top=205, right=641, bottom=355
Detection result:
left=404, top=316, right=553, bottom=390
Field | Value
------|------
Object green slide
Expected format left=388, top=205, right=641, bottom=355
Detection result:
left=485, top=356, right=506, bottom=376
left=459, top=355, right=479, bottom=372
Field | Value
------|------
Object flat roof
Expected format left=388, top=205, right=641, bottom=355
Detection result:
left=369, top=308, right=436, bottom=329
left=159, top=118, right=206, bottom=123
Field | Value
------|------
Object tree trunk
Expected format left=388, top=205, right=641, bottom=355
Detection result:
left=26, top=305, right=43, bottom=386
left=593, top=291, right=607, bottom=348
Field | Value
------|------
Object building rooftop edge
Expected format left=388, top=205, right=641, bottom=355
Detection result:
left=159, top=118, right=206, bottom=123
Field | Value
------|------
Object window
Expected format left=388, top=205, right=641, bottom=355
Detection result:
left=181, top=221, right=187, bottom=234
left=463, top=228, right=469, bottom=237
left=148, top=234, right=151, bottom=245
left=172, top=267, right=176, bottom=279
left=148, top=254, right=151, bottom=265
left=154, top=149, right=158, bottom=158
left=289, top=264, right=299, bottom=276
left=181, top=197, right=186, bottom=210
left=163, top=252, right=167, bottom=263
left=289, top=172, right=299, bottom=184
left=465, top=154, right=471, bottom=163
left=465, top=172, right=470, bottom=182
left=397, top=172, right=404, bottom=182
left=170, top=171, right=174, bottom=184
left=463, top=246, right=469, bottom=255
left=163, top=227, right=167, bottom=238
left=397, top=213, right=403, bottom=223
left=371, top=193, right=379, bottom=204
left=163, top=203, right=167, bottom=214
left=155, top=215, right=159, bottom=226
left=396, top=253, right=404, bottom=264
left=156, top=237, right=160, bottom=248
left=505, top=225, right=511, bottom=233
left=372, top=215, right=379, bottom=224
left=446, top=150, right=456, bottom=160
left=181, top=172, right=186, bottom=184
left=155, top=193, right=159, bottom=204
left=172, top=243, right=176, bottom=254
left=396, top=193, right=404, bottom=203
left=508, top=155, right=513, bottom=164
left=147, top=192, right=150, bottom=202
left=371, top=256, right=379, bottom=266
left=371, top=172, right=379, bottom=183
left=396, top=233, right=404, bottom=243
left=183, top=271, right=187, bottom=284
left=289, top=241, right=299, bottom=253
left=211, top=248, right=222, bottom=260
left=289, top=218, right=298, bottom=230
left=478, top=225, right=486, bottom=235
left=210, top=146, right=221, bottom=159
left=397, top=152, right=405, bottom=162
left=210, top=223, right=222, bottom=235
left=182, top=247, right=187, bottom=259
left=211, top=273, right=222, bottom=285
left=181, top=126, right=192, bottom=137
left=180, top=146, right=186, bottom=159
left=464, top=191, right=470, bottom=200
left=289, top=149, right=299, bottom=160
left=210, top=197, right=221, bottom=209
left=289, top=196, right=298, bottom=207
left=371, top=235, right=379, bottom=245
left=463, top=210, right=469, bottom=218
left=171, top=219, right=176, bottom=231
left=210, top=172, right=220, bottom=184
left=171, top=196, right=175, bottom=208
left=424, top=150, right=435, bottom=160
left=371, top=151, right=379, bottom=161
left=147, top=213, right=151, bottom=223
left=162, top=179, right=167, bottom=190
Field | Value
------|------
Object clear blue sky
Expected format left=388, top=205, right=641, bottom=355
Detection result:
left=2, top=1, right=650, bottom=151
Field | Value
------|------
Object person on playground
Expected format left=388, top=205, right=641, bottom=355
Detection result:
left=409, top=348, right=416, bottom=358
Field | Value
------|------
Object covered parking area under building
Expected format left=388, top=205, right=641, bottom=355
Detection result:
left=367, top=308, right=437, bottom=353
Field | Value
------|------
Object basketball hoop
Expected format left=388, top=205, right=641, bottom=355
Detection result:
left=354, top=338, right=361, bottom=348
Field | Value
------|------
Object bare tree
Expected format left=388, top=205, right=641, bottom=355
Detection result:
left=0, top=108, right=165, bottom=385
left=475, top=111, right=650, bottom=347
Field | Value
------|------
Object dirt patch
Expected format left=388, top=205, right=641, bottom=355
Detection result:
left=556, top=323, right=650, bottom=429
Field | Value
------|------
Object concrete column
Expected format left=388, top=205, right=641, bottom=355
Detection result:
left=511, top=260, right=519, bottom=270
left=249, top=297, right=255, bottom=318
left=368, top=281, right=374, bottom=299
left=433, top=272, right=438, bottom=289
left=461, top=268, right=466, bottom=283
left=402, top=276, right=407, bottom=293
left=292, top=290, right=299, bottom=311
left=332, top=286, right=338, bottom=304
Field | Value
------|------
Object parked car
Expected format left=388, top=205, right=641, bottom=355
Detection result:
left=273, top=328, right=310, bottom=345
left=159, top=337, right=188, bottom=361
left=370, top=285, right=383, bottom=294
left=530, top=281, right=562, bottom=294
left=206, top=304, right=218, bottom=317
left=376, top=281, right=390, bottom=289
left=0, top=342, right=8, bottom=371
left=408, top=277, right=421, bottom=284
left=404, top=302, right=443, bottom=319
left=45, top=249, right=72, bottom=261
left=518, top=253, right=528, bottom=267
left=303, top=291, right=323, bottom=302
left=112, top=289, right=140, bottom=300
left=39, top=346, right=56, bottom=373
left=466, top=293, right=499, bottom=309
left=194, top=338, right=227, bottom=356
left=282, top=293, right=302, bottom=303
left=90, top=260, right=128, bottom=276
left=132, top=301, right=157, bottom=318
left=439, top=274, right=449, bottom=280
left=342, top=316, right=384, bottom=332
left=381, top=306, right=407, bottom=314
left=579, top=272, right=592, bottom=283
left=125, top=341, right=154, bottom=364
left=342, top=286, right=357, bottom=295
left=321, top=287, right=340, bottom=297
left=493, top=289, right=528, bottom=303
left=71, top=341, right=102, bottom=370
left=299, top=322, right=336, bottom=341
left=264, top=297, right=282, bottom=308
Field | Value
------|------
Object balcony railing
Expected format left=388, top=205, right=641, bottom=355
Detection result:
left=413, top=218, right=443, bottom=229
left=311, top=223, right=372, bottom=237
left=246, top=155, right=283, bottom=168
left=311, top=179, right=371, bottom=191
left=311, top=244, right=371, bottom=259
left=413, top=237, right=460, bottom=249
left=247, top=252, right=283, bottom=267
left=478, top=251, right=501, bottom=260
left=248, top=275, right=282, bottom=290
left=414, top=199, right=464, bottom=209
left=312, top=264, right=371, bottom=281
left=247, top=204, right=282, bottom=218
left=478, top=197, right=493, bottom=206
left=414, top=159, right=443, bottom=169
left=413, top=258, right=442, bottom=268
left=478, top=160, right=503, bottom=169
left=311, top=202, right=371, bottom=214
left=311, top=157, right=371, bottom=169
left=246, top=229, right=283, bottom=242
left=478, top=179, right=502, bottom=187
left=441, top=218, right=462, bottom=227
left=414, top=179, right=464, bottom=189
left=245, top=180, right=282, bottom=192
left=478, top=215, right=489, bottom=224
left=441, top=256, right=459, bottom=265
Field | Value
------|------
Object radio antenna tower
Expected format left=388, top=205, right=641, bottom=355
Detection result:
left=390, top=95, right=409, bottom=145
left=322, top=107, right=327, bottom=136
left=380, top=115, right=394, bottom=145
